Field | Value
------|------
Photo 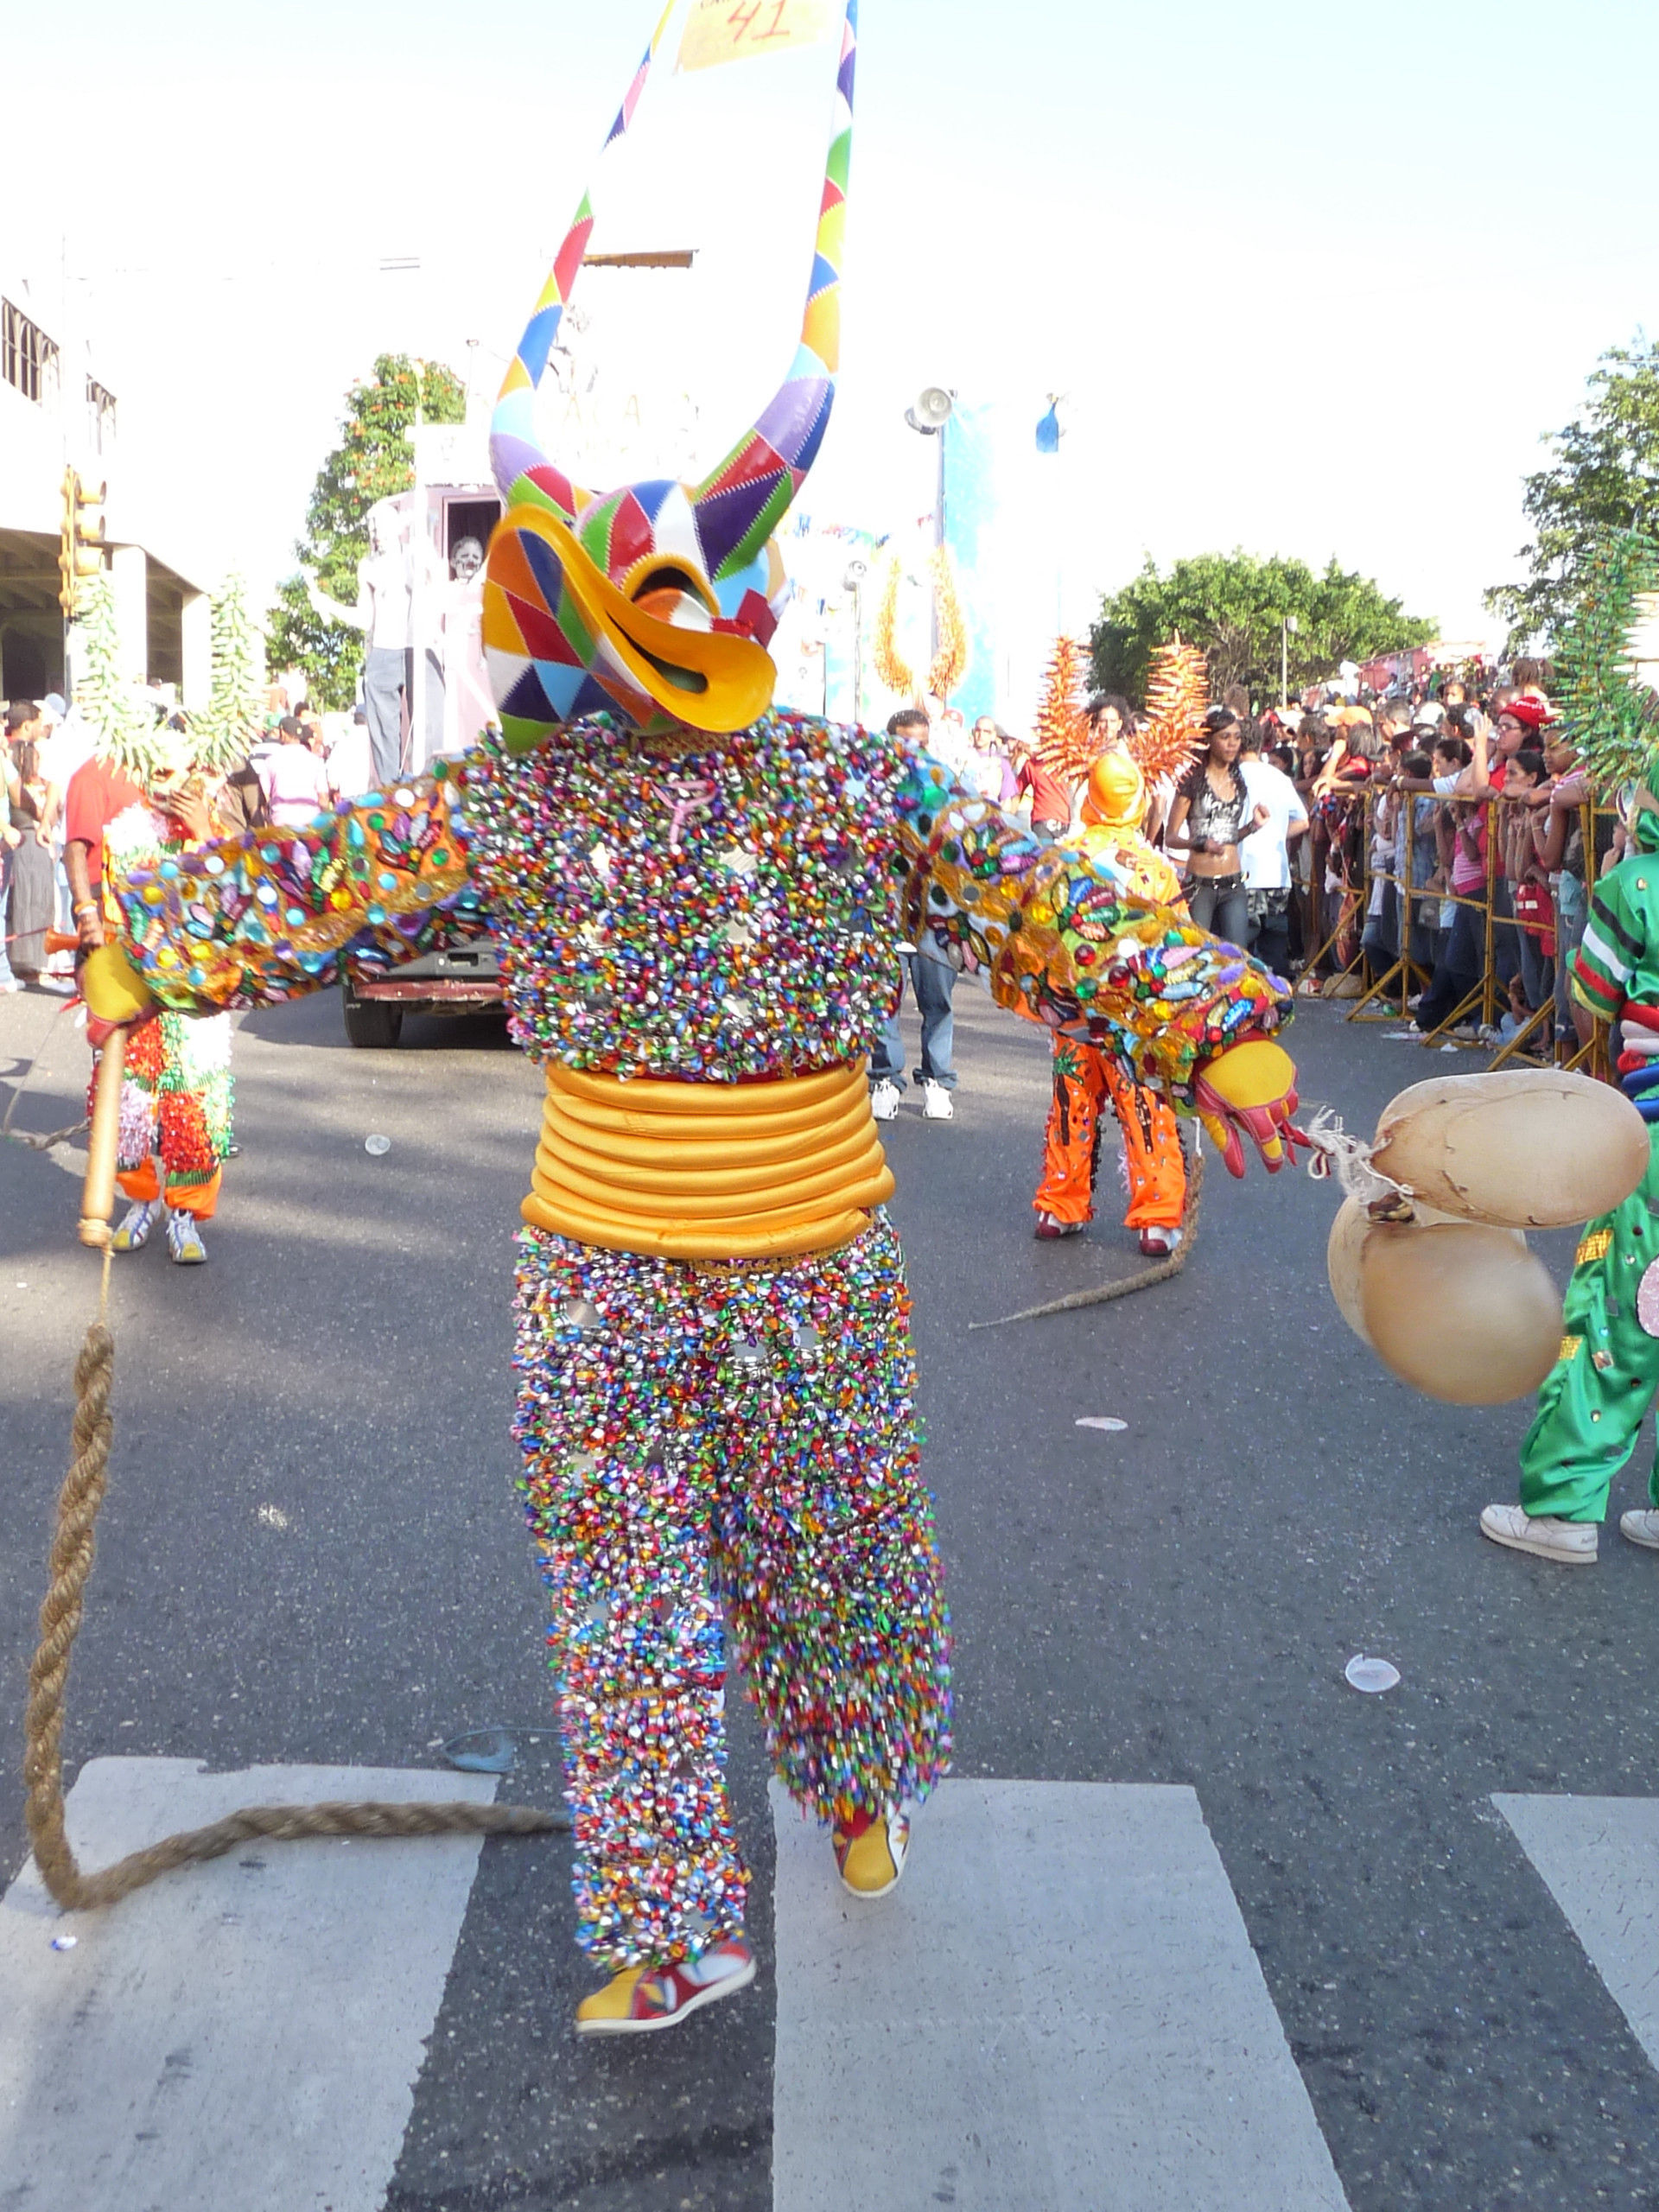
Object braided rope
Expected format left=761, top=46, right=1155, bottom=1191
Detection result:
left=23, top=1263, right=568, bottom=1915
left=969, top=1141, right=1205, bottom=1331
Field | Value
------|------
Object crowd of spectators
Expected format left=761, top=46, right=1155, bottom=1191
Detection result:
left=1259, top=658, right=1600, bottom=1055
left=0, top=675, right=386, bottom=995
left=886, top=659, right=1603, bottom=1072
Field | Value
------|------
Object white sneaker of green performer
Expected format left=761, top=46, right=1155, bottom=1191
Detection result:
left=1479, top=1503, right=1598, bottom=1565
left=1619, top=1510, right=1659, bottom=1552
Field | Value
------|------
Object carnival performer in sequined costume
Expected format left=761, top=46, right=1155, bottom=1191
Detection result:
left=66, top=709, right=236, bottom=1266
left=105, top=798, right=234, bottom=1258
left=1034, top=743, right=1190, bottom=1255
left=83, top=0, right=1307, bottom=2036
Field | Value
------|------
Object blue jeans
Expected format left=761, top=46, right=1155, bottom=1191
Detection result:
left=872, top=944, right=957, bottom=1091
left=1555, top=874, right=1586, bottom=1037
left=1415, top=901, right=1484, bottom=1032
left=1185, top=874, right=1249, bottom=949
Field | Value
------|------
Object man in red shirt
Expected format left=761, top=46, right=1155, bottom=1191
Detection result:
left=1009, top=738, right=1071, bottom=837
left=64, top=754, right=147, bottom=940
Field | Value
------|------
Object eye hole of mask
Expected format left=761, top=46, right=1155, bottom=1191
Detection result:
left=631, top=564, right=709, bottom=607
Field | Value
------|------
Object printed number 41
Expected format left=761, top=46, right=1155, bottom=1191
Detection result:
left=728, top=0, right=791, bottom=41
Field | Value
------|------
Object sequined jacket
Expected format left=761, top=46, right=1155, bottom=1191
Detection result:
left=111, top=711, right=1291, bottom=1104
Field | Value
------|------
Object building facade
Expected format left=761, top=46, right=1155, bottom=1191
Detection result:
left=0, top=255, right=211, bottom=706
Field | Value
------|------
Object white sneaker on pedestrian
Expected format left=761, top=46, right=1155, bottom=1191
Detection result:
left=1620, top=1510, right=1659, bottom=1552
left=869, top=1077, right=901, bottom=1123
left=1479, top=1503, right=1597, bottom=1564
left=920, top=1081, right=954, bottom=1122
left=165, top=1210, right=207, bottom=1265
left=111, top=1200, right=158, bottom=1253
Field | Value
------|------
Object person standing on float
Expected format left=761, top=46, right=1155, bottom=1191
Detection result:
left=83, top=0, right=1307, bottom=2037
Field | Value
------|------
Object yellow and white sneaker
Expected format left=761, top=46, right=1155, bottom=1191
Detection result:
left=832, top=1806, right=910, bottom=1900
left=165, top=1210, right=207, bottom=1265
left=575, top=1935, right=755, bottom=2037
left=111, top=1200, right=158, bottom=1253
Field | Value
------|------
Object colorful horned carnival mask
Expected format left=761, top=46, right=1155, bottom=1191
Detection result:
left=483, top=2, right=858, bottom=747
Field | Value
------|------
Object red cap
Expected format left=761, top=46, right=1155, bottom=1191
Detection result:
left=1503, top=696, right=1554, bottom=730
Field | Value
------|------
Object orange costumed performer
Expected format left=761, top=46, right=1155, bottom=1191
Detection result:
left=1033, top=742, right=1189, bottom=1255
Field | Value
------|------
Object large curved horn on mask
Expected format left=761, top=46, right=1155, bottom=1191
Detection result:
left=690, top=0, right=857, bottom=585
left=488, top=2, right=677, bottom=518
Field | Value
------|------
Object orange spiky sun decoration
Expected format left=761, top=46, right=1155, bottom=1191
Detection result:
left=872, top=555, right=913, bottom=697
left=1032, top=635, right=1092, bottom=782
left=925, top=545, right=969, bottom=702
left=1137, top=638, right=1209, bottom=786
left=871, top=547, right=971, bottom=703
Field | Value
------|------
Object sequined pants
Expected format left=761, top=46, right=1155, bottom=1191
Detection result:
left=93, top=1009, right=234, bottom=1220
left=1033, top=1036, right=1185, bottom=1230
left=512, top=1215, right=952, bottom=1971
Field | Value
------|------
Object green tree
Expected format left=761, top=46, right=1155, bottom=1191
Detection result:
left=266, top=354, right=467, bottom=709
left=1484, top=337, right=1659, bottom=656
left=1090, top=550, right=1436, bottom=709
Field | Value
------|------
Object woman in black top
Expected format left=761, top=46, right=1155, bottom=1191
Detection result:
left=1164, top=707, right=1267, bottom=946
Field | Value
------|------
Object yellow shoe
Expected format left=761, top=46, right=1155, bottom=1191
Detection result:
left=575, top=1936, right=755, bottom=2037
left=832, top=1806, right=910, bottom=1900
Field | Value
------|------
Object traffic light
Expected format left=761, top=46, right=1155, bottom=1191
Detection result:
left=58, top=467, right=106, bottom=617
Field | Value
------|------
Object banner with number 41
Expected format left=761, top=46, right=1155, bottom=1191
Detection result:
left=677, top=0, right=836, bottom=73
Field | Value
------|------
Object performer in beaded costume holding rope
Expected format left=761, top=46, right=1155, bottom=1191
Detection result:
left=82, top=0, right=1307, bottom=2035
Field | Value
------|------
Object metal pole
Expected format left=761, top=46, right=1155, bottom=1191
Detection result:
left=931, top=423, right=946, bottom=673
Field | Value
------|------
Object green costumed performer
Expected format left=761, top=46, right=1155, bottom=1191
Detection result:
left=1483, top=535, right=1659, bottom=1563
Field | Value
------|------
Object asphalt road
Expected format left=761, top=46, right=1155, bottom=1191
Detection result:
left=5, top=978, right=1659, bottom=2210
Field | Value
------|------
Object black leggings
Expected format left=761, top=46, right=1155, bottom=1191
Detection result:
left=1186, top=873, right=1249, bottom=949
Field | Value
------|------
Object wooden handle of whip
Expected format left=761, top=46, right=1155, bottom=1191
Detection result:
left=79, top=1028, right=128, bottom=1249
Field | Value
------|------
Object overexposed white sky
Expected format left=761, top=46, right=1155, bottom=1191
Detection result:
left=10, top=0, right=1659, bottom=652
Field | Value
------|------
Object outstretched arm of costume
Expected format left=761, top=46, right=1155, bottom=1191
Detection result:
left=891, top=748, right=1292, bottom=1107
left=105, top=760, right=486, bottom=1015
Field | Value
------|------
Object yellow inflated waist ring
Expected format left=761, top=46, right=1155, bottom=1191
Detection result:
left=523, top=1061, right=895, bottom=1262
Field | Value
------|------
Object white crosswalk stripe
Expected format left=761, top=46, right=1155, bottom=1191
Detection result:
left=2, top=1763, right=1365, bottom=2209
left=1496, top=1793, right=1659, bottom=2072
left=0, top=1757, right=497, bottom=2212
left=771, top=1778, right=1351, bottom=2212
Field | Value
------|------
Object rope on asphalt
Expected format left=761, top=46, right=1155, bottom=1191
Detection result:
left=23, top=1252, right=569, bottom=1916
left=969, top=1138, right=1205, bottom=1331
left=2, top=993, right=81, bottom=1145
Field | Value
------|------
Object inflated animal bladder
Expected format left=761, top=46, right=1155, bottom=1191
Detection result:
left=1327, top=1198, right=1557, bottom=1402
left=1370, top=1069, right=1647, bottom=1230
left=1358, top=1218, right=1562, bottom=1403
